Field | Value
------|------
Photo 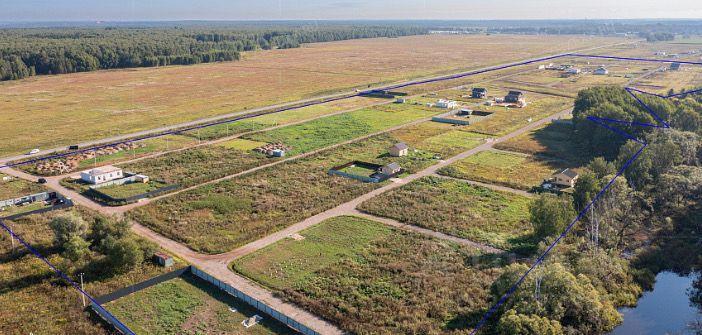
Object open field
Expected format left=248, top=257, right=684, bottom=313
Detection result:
left=243, top=102, right=438, bottom=155
left=128, top=122, right=485, bottom=254
left=358, top=176, right=534, bottom=251
left=0, top=173, right=44, bottom=199
left=0, top=208, right=182, bottom=335
left=232, top=215, right=503, bottom=334
left=105, top=274, right=294, bottom=335
left=493, top=121, right=587, bottom=165
left=0, top=34, right=625, bottom=157
left=438, top=150, right=568, bottom=190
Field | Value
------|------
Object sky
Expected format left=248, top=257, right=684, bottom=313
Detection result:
left=1, top=0, right=702, bottom=22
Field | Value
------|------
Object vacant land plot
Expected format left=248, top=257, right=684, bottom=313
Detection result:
left=96, top=180, right=171, bottom=199
left=128, top=125, right=479, bottom=254
left=232, top=215, right=503, bottom=334
left=106, top=274, right=294, bottom=335
left=118, top=145, right=269, bottom=188
left=464, top=94, right=572, bottom=136
left=438, top=150, right=566, bottom=190
left=391, top=122, right=485, bottom=158
left=494, top=121, right=586, bottom=165
left=244, top=102, right=438, bottom=155
left=0, top=208, right=180, bottom=334
left=0, top=35, right=624, bottom=156
left=358, top=176, right=533, bottom=251
left=0, top=173, right=44, bottom=199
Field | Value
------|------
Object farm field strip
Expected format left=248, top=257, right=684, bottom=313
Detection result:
left=0, top=35, right=631, bottom=161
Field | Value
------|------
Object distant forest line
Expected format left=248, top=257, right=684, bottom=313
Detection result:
left=2, top=20, right=702, bottom=81
left=0, top=25, right=427, bottom=81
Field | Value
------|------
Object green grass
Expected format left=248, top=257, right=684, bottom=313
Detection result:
left=0, top=208, right=183, bottom=334
left=106, top=274, right=294, bottom=335
left=339, top=164, right=377, bottom=178
left=95, top=181, right=170, bottom=199
left=438, top=150, right=566, bottom=190
left=244, top=103, right=438, bottom=155
left=218, top=138, right=269, bottom=151
left=494, top=121, right=586, bottom=165
left=0, top=201, right=51, bottom=217
left=233, top=216, right=392, bottom=289
left=232, top=215, right=504, bottom=334
left=358, top=176, right=534, bottom=251
left=465, top=94, right=572, bottom=136
left=0, top=174, right=45, bottom=200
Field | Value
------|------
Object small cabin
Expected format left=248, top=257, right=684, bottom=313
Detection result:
left=380, top=163, right=402, bottom=176
left=153, top=252, right=174, bottom=267
left=552, top=168, right=579, bottom=188
left=388, top=143, right=409, bottom=157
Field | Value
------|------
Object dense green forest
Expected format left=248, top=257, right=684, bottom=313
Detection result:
left=0, top=25, right=427, bottom=81
left=489, top=86, right=702, bottom=334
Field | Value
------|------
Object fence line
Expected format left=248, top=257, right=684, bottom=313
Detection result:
left=93, top=266, right=321, bottom=335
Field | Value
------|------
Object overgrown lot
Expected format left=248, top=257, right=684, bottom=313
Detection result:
left=493, top=121, right=586, bottom=165
left=106, top=274, right=294, bottom=335
left=0, top=173, right=44, bottom=200
left=128, top=126, right=477, bottom=254
left=0, top=208, right=180, bottom=334
left=118, top=145, right=269, bottom=188
left=232, top=216, right=504, bottom=335
left=358, top=176, right=534, bottom=251
left=438, top=150, right=566, bottom=190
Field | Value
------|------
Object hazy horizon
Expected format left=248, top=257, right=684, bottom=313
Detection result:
left=2, top=0, right=702, bottom=22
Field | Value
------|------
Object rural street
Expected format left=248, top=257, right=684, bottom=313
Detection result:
left=114, top=107, right=571, bottom=334
left=2, top=106, right=571, bottom=335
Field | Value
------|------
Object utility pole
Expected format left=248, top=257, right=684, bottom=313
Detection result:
left=80, top=273, right=86, bottom=307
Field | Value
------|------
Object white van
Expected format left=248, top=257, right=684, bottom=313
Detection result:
left=28, top=148, right=40, bottom=155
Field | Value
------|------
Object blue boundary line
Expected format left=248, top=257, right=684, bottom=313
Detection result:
left=0, top=51, right=699, bottom=335
left=469, top=61, right=702, bottom=334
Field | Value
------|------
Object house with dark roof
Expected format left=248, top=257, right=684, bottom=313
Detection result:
left=388, top=142, right=409, bottom=157
left=670, top=62, right=682, bottom=71
left=552, top=168, right=579, bottom=188
left=504, top=90, right=526, bottom=105
left=471, top=87, right=488, bottom=99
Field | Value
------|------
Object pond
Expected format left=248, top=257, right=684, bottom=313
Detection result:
left=611, top=271, right=701, bottom=335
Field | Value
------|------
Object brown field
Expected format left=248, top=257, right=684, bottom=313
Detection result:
left=0, top=34, right=625, bottom=157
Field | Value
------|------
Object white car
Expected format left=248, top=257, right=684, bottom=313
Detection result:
left=28, top=148, right=40, bottom=155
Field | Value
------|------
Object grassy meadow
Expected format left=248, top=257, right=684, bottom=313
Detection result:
left=358, top=176, right=534, bottom=251
left=0, top=34, right=624, bottom=157
left=232, top=216, right=504, bottom=335
left=438, top=150, right=567, bottom=190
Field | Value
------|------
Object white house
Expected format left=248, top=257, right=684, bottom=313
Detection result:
left=80, top=166, right=124, bottom=185
left=436, top=99, right=458, bottom=109
left=594, top=67, right=609, bottom=75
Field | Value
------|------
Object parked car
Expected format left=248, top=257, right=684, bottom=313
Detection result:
left=68, top=145, right=79, bottom=150
left=37, top=178, right=47, bottom=184
left=28, top=148, right=40, bottom=155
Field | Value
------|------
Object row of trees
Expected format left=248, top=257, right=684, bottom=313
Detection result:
left=489, top=86, right=702, bottom=334
left=0, top=25, right=428, bottom=81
